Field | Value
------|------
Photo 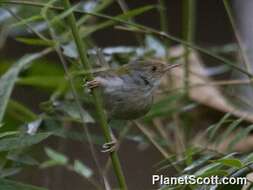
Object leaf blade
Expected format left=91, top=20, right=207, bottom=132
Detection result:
left=0, top=50, right=51, bottom=123
left=0, top=178, right=47, bottom=190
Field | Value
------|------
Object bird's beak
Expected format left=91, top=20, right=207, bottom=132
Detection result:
left=164, top=63, right=181, bottom=72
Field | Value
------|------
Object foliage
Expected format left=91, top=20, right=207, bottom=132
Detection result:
left=0, top=0, right=252, bottom=190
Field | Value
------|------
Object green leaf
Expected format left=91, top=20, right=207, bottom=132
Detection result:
left=11, top=15, right=43, bottom=28
left=208, top=113, right=231, bottom=141
left=26, top=60, right=64, bottom=76
left=228, top=125, right=253, bottom=150
left=0, top=132, right=52, bottom=152
left=77, top=0, right=113, bottom=26
left=41, top=147, right=69, bottom=168
left=73, top=160, right=93, bottom=178
left=199, top=170, right=228, bottom=177
left=81, top=5, right=155, bottom=37
left=55, top=101, right=94, bottom=123
left=16, top=37, right=55, bottom=47
left=44, top=148, right=68, bottom=165
left=0, top=51, right=50, bottom=123
left=0, top=131, right=19, bottom=139
left=0, top=167, right=22, bottom=178
left=7, top=151, right=39, bottom=166
left=194, top=162, right=222, bottom=177
left=40, top=160, right=61, bottom=168
left=243, top=152, right=253, bottom=164
left=0, top=178, right=47, bottom=190
left=215, top=158, right=243, bottom=168
left=49, top=3, right=79, bottom=25
left=215, top=117, right=243, bottom=146
left=183, top=155, right=216, bottom=174
left=7, top=100, right=37, bottom=122
left=194, top=153, right=238, bottom=176
left=18, top=76, right=66, bottom=89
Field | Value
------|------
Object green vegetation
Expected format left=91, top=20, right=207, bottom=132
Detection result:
left=0, top=0, right=253, bottom=189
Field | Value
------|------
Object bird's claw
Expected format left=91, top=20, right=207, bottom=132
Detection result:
left=83, top=79, right=100, bottom=90
left=101, top=140, right=118, bottom=153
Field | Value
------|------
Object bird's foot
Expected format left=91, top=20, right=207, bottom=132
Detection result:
left=83, top=79, right=101, bottom=91
left=101, top=139, right=118, bottom=153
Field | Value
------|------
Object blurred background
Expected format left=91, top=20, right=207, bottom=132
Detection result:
left=1, top=0, right=253, bottom=190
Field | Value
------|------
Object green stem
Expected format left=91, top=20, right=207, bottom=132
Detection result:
left=62, top=0, right=127, bottom=189
left=158, top=0, right=169, bottom=42
left=182, top=0, right=196, bottom=96
left=158, top=0, right=170, bottom=55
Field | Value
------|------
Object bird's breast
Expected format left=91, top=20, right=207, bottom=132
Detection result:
left=103, top=85, right=154, bottom=120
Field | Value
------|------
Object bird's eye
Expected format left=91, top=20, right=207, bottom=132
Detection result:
left=151, top=66, right=157, bottom=72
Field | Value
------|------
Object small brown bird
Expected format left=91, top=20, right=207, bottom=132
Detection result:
left=86, top=60, right=180, bottom=120
left=85, top=59, right=180, bottom=152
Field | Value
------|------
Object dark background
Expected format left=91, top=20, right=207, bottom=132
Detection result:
left=2, top=0, right=235, bottom=189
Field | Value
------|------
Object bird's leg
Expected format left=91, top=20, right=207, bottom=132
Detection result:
left=101, top=130, right=118, bottom=153
left=85, top=79, right=117, bottom=152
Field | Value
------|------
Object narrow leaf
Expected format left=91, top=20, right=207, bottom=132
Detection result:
left=228, top=125, right=253, bottom=150
left=215, top=158, right=243, bottom=168
left=208, top=113, right=231, bottom=141
left=0, top=131, right=19, bottom=139
left=73, top=160, right=93, bottom=178
left=8, top=99, right=37, bottom=121
left=215, top=117, right=243, bottom=146
left=81, top=5, right=155, bottom=37
left=45, top=148, right=68, bottom=165
left=0, top=167, right=22, bottom=178
left=11, top=15, right=43, bottom=28
left=0, top=132, right=52, bottom=152
left=0, top=50, right=50, bottom=123
left=18, top=76, right=65, bottom=89
left=0, top=178, right=47, bottom=190
left=16, top=37, right=55, bottom=47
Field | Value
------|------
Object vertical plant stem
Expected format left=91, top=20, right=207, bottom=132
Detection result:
left=158, top=0, right=174, bottom=94
left=158, top=0, right=169, bottom=47
left=179, top=0, right=196, bottom=160
left=158, top=0, right=184, bottom=174
left=41, top=2, right=108, bottom=188
left=222, top=0, right=252, bottom=73
left=182, top=0, right=196, bottom=96
left=158, top=0, right=171, bottom=63
left=157, top=0, right=176, bottom=154
left=62, top=0, right=127, bottom=189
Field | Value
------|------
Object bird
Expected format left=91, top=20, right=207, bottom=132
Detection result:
left=85, top=59, right=180, bottom=152
left=85, top=60, right=180, bottom=119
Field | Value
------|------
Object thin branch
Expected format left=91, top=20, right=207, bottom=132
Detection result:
left=182, top=0, right=196, bottom=96
left=133, top=121, right=183, bottom=173
left=62, top=0, right=127, bottom=189
left=4, top=8, right=49, bottom=41
left=133, top=121, right=169, bottom=158
left=160, top=78, right=253, bottom=95
left=223, top=0, right=252, bottom=73
left=103, top=123, right=132, bottom=176
left=41, top=3, right=107, bottom=188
